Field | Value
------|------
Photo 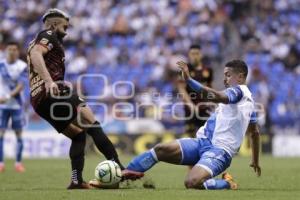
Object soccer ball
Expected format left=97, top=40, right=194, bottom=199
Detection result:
left=95, top=160, right=122, bottom=186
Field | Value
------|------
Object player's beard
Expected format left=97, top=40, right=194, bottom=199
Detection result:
left=57, top=31, right=66, bottom=40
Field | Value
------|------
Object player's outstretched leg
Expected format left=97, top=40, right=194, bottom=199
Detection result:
left=86, top=121, right=124, bottom=169
left=0, top=130, right=4, bottom=172
left=74, top=105, right=139, bottom=188
left=124, top=141, right=182, bottom=180
left=75, top=106, right=124, bottom=169
left=126, top=148, right=158, bottom=172
left=15, top=130, right=25, bottom=173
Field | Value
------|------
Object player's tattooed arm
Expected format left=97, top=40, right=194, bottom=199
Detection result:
left=29, top=44, right=59, bottom=96
left=247, top=123, right=261, bottom=177
left=177, top=61, right=232, bottom=104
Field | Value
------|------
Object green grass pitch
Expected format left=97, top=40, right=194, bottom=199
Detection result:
left=0, top=155, right=299, bottom=200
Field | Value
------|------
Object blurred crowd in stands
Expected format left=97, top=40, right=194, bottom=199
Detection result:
left=0, top=0, right=299, bottom=134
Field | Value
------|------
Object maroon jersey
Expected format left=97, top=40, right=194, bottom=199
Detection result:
left=27, top=29, right=65, bottom=108
left=186, top=63, right=213, bottom=105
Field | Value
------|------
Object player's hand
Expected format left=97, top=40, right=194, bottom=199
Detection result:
left=176, top=61, right=191, bottom=80
left=250, top=162, right=261, bottom=177
left=45, top=80, right=60, bottom=97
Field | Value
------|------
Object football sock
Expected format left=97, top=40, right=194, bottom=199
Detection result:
left=0, top=137, right=3, bottom=163
left=70, top=132, right=86, bottom=184
left=86, top=121, right=124, bottom=170
left=127, top=149, right=158, bottom=172
left=203, top=179, right=230, bottom=190
left=16, top=138, right=23, bottom=163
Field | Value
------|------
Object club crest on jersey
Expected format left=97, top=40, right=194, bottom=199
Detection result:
left=40, top=38, right=49, bottom=45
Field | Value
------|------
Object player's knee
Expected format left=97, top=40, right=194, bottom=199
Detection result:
left=63, top=123, right=85, bottom=138
left=153, top=143, right=170, bottom=158
left=77, top=106, right=96, bottom=126
left=184, top=177, right=205, bottom=189
left=14, top=130, right=22, bottom=138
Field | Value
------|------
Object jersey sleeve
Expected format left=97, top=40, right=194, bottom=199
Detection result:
left=35, top=30, right=57, bottom=51
left=249, top=111, right=258, bottom=124
left=225, top=86, right=243, bottom=104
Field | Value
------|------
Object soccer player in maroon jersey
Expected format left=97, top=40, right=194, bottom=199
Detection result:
left=27, top=8, right=142, bottom=189
left=178, top=44, right=213, bottom=137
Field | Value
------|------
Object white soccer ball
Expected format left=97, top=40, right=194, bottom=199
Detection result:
left=95, top=160, right=122, bottom=186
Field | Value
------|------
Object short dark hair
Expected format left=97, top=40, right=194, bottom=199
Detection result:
left=6, top=41, right=19, bottom=48
left=42, top=8, right=69, bottom=23
left=189, top=44, right=201, bottom=50
left=225, top=59, right=248, bottom=77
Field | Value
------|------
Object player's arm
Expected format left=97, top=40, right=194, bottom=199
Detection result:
left=0, top=67, right=27, bottom=104
left=29, top=44, right=51, bottom=82
left=10, top=67, right=28, bottom=99
left=29, top=38, right=59, bottom=95
left=177, top=61, right=241, bottom=104
left=0, top=84, right=23, bottom=104
left=247, top=119, right=261, bottom=177
left=9, top=83, right=23, bottom=98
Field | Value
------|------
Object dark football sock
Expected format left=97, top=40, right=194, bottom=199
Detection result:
left=69, top=132, right=86, bottom=184
left=86, top=121, right=124, bottom=170
left=16, top=138, right=24, bottom=163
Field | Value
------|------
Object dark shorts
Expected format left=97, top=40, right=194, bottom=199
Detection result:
left=185, top=116, right=206, bottom=137
left=34, top=94, right=85, bottom=133
left=184, top=107, right=211, bottom=137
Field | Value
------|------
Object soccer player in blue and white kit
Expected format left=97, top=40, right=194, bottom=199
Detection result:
left=0, top=42, right=27, bottom=173
left=125, top=59, right=261, bottom=189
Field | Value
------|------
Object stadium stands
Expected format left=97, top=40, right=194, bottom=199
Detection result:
left=0, top=0, right=299, bottom=134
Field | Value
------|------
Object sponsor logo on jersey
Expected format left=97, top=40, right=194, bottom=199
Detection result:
left=48, top=43, right=53, bottom=50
